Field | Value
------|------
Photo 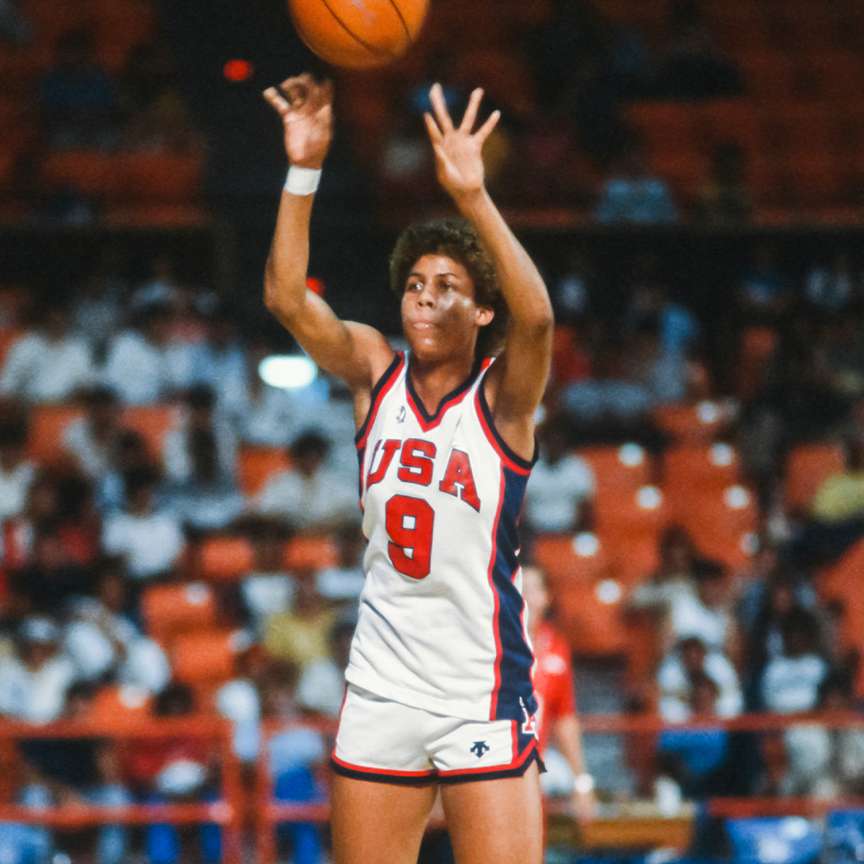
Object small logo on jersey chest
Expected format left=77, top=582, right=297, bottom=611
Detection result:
left=396, top=405, right=406, bottom=423
left=470, top=740, right=490, bottom=759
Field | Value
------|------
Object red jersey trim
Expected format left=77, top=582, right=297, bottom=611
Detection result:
left=330, top=753, right=436, bottom=779
left=486, top=468, right=506, bottom=720
left=355, top=352, right=404, bottom=450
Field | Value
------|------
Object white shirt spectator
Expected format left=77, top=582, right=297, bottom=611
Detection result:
left=525, top=454, right=594, bottom=533
left=255, top=468, right=357, bottom=531
left=242, top=572, right=295, bottom=632
left=61, top=417, right=112, bottom=479
left=102, top=331, right=175, bottom=404
left=315, top=565, right=365, bottom=602
left=296, top=656, right=344, bottom=717
left=216, top=678, right=261, bottom=763
left=0, top=459, right=35, bottom=522
left=102, top=510, right=185, bottom=580
left=666, top=593, right=731, bottom=653
left=761, top=654, right=828, bottom=714
left=0, top=654, right=77, bottom=722
left=0, top=333, right=94, bottom=402
left=63, top=599, right=170, bottom=693
left=657, top=649, right=742, bottom=721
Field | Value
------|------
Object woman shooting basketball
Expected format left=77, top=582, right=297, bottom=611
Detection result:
left=263, top=73, right=553, bottom=864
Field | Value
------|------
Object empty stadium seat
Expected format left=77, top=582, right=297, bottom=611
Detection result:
left=664, top=443, right=742, bottom=496
left=141, top=581, right=217, bottom=646
left=653, top=401, right=730, bottom=444
left=27, top=403, right=84, bottom=461
left=172, top=628, right=246, bottom=687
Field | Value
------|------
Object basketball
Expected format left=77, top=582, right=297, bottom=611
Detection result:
left=288, top=0, right=428, bottom=69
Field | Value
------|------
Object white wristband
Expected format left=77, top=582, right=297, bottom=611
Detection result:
left=573, top=773, right=595, bottom=795
left=284, top=166, right=321, bottom=196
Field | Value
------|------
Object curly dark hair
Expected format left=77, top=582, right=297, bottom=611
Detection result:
left=389, top=218, right=508, bottom=358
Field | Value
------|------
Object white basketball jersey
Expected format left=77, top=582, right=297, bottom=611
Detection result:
left=346, top=351, right=538, bottom=723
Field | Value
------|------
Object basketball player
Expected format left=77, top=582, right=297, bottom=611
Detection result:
left=262, top=73, right=553, bottom=864
left=523, top=565, right=597, bottom=822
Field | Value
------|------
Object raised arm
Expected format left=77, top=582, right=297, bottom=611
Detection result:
left=262, top=74, right=393, bottom=394
left=424, top=84, right=553, bottom=459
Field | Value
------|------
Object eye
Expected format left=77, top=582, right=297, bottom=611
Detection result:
left=406, top=280, right=423, bottom=292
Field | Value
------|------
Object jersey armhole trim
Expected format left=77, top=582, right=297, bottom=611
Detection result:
left=475, top=379, right=537, bottom=476
left=355, top=351, right=404, bottom=449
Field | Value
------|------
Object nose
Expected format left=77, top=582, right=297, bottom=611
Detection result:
left=416, top=283, right=436, bottom=307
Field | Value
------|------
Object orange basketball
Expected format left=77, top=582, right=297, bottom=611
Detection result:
left=288, top=0, right=428, bottom=69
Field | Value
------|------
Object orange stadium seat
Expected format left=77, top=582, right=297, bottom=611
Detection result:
left=172, top=629, right=243, bottom=687
left=198, top=535, right=255, bottom=582
left=120, top=152, right=204, bottom=203
left=41, top=150, right=124, bottom=199
left=627, top=103, right=698, bottom=155
left=653, top=401, right=729, bottom=444
left=784, top=441, right=845, bottom=513
left=141, top=581, right=217, bottom=646
left=284, top=535, right=339, bottom=571
left=676, top=485, right=759, bottom=568
left=577, top=443, right=652, bottom=502
left=0, top=328, right=22, bottom=369
left=237, top=446, right=291, bottom=497
left=88, top=684, right=152, bottom=725
left=737, top=326, right=778, bottom=400
left=532, top=533, right=613, bottom=586
left=554, top=578, right=630, bottom=657
left=695, top=101, right=766, bottom=154
left=739, top=52, right=802, bottom=101
left=27, top=403, right=84, bottom=462
left=664, top=443, right=742, bottom=498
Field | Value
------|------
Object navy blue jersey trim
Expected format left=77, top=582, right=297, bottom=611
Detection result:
left=476, top=381, right=538, bottom=472
left=329, top=758, right=437, bottom=786
left=405, top=353, right=483, bottom=425
left=354, top=351, right=402, bottom=446
left=437, top=749, right=545, bottom=785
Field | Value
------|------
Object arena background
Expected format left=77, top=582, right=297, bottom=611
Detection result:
left=2, top=0, right=864, bottom=862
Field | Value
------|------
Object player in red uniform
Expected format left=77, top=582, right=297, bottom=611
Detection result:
left=523, top=564, right=597, bottom=821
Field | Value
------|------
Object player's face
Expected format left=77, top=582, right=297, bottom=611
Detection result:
left=401, top=254, right=493, bottom=362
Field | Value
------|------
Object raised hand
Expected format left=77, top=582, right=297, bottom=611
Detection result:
left=424, top=83, right=501, bottom=201
left=262, top=73, right=333, bottom=169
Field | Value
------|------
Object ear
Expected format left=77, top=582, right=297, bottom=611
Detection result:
left=475, top=305, right=494, bottom=328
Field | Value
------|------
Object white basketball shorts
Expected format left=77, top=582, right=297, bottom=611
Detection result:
left=331, top=683, right=543, bottom=785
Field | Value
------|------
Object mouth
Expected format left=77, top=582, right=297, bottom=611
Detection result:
left=409, top=320, right=438, bottom=331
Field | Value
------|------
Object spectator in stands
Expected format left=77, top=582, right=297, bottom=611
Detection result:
left=761, top=608, right=830, bottom=715
left=185, top=307, right=249, bottom=418
left=102, top=301, right=178, bottom=404
left=163, top=385, right=237, bottom=485
left=738, top=571, right=825, bottom=710
left=254, top=430, right=357, bottom=531
left=822, top=310, right=864, bottom=402
left=9, top=469, right=100, bottom=614
left=804, top=250, right=858, bottom=312
left=119, top=42, right=200, bottom=152
left=657, top=635, right=742, bottom=722
left=630, top=525, right=701, bottom=613
left=656, top=671, right=731, bottom=798
left=655, top=0, right=742, bottom=100
left=595, top=137, right=678, bottom=224
left=296, top=612, right=356, bottom=719
left=261, top=660, right=326, bottom=864
left=738, top=241, right=793, bottom=321
left=0, top=616, right=78, bottom=722
left=61, top=385, right=123, bottom=481
left=72, top=247, right=126, bottom=350
left=0, top=298, right=94, bottom=403
left=18, top=682, right=129, bottom=864
left=264, top=566, right=337, bottom=670
left=240, top=517, right=296, bottom=634
left=124, top=683, right=219, bottom=864
left=101, top=465, right=185, bottom=587
left=62, top=559, right=170, bottom=694
left=524, top=416, right=595, bottom=537
left=96, top=428, right=153, bottom=513
left=215, top=642, right=268, bottom=767
left=788, top=436, right=864, bottom=567
left=0, top=411, right=35, bottom=522
left=164, top=419, right=244, bottom=534
left=661, top=559, right=738, bottom=658
left=314, top=521, right=365, bottom=603
left=39, top=28, right=118, bottom=149
left=696, top=142, right=752, bottom=225
left=522, top=565, right=596, bottom=822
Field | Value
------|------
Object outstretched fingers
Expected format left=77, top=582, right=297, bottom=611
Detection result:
left=423, top=112, right=443, bottom=146
left=429, top=82, right=454, bottom=133
left=262, top=86, right=291, bottom=117
left=474, top=107, right=501, bottom=144
left=459, top=87, right=484, bottom=133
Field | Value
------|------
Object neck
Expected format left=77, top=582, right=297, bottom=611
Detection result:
left=408, top=352, right=477, bottom=410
